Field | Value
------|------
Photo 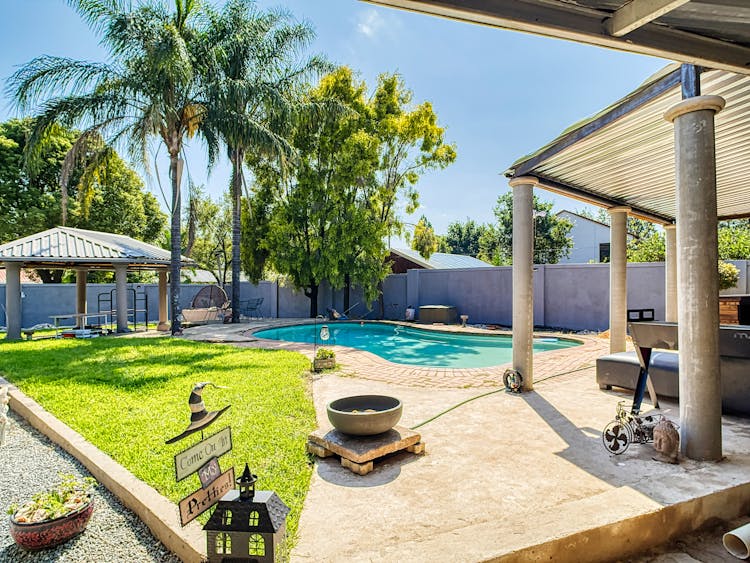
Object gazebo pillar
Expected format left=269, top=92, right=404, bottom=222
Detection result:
left=114, top=264, right=129, bottom=333
left=76, top=268, right=88, bottom=328
left=608, top=206, right=630, bottom=354
left=509, top=176, right=535, bottom=391
left=4, top=262, right=22, bottom=341
left=664, top=224, right=677, bottom=323
left=157, top=270, right=169, bottom=331
left=665, top=93, right=725, bottom=461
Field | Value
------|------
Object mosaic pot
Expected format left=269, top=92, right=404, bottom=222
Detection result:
left=9, top=499, right=94, bottom=551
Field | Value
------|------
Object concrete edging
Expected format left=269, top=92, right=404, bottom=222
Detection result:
left=1, top=377, right=205, bottom=562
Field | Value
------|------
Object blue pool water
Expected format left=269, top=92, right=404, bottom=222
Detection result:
left=253, top=322, right=580, bottom=368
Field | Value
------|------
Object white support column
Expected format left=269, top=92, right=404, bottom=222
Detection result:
left=608, top=206, right=630, bottom=354
left=114, top=264, right=129, bottom=333
left=664, top=224, right=678, bottom=323
left=665, top=94, right=725, bottom=461
left=157, top=270, right=169, bottom=331
left=4, top=262, right=22, bottom=340
left=509, top=177, right=535, bottom=391
left=76, top=269, right=88, bottom=328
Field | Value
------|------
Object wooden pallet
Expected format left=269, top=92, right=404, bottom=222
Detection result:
left=307, top=426, right=425, bottom=475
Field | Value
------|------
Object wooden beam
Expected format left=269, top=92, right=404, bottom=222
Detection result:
left=607, top=0, right=691, bottom=37
left=362, top=0, right=750, bottom=76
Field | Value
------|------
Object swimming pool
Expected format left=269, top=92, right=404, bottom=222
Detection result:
left=253, top=322, right=580, bottom=368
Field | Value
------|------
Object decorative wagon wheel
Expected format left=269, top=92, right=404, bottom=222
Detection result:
left=602, top=420, right=633, bottom=454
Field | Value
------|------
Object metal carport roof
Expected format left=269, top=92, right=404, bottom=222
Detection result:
left=504, top=65, right=750, bottom=223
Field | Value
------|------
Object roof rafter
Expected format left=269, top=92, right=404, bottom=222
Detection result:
left=607, top=0, right=691, bottom=37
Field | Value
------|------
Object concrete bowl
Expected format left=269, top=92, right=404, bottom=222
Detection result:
left=326, top=395, right=403, bottom=436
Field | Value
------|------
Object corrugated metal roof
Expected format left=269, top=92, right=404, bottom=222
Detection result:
left=391, top=248, right=492, bottom=269
left=0, top=227, right=195, bottom=269
left=508, top=68, right=750, bottom=222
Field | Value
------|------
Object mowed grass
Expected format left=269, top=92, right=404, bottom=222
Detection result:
left=0, top=336, right=316, bottom=541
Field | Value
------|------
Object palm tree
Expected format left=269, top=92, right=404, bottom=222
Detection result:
left=10, top=0, right=208, bottom=335
left=203, top=0, right=328, bottom=322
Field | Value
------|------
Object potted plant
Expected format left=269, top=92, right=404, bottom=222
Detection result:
left=8, top=474, right=97, bottom=551
left=313, top=348, right=336, bottom=372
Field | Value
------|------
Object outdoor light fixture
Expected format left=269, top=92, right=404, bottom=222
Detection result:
left=320, top=325, right=330, bottom=341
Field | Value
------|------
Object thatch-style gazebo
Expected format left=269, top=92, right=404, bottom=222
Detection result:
left=0, top=227, right=195, bottom=339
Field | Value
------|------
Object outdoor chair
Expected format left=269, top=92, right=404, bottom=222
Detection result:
left=240, top=298, right=264, bottom=319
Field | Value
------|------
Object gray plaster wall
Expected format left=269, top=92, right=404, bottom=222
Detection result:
left=2, top=260, right=748, bottom=331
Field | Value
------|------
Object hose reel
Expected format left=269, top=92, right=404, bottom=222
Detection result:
left=503, top=369, right=523, bottom=393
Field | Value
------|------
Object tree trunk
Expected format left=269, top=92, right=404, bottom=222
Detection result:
left=306, top=284, right=319, bottom=318
left=344, top=273, right=351, bottom=314
left=35, top=269, right=63, bottom=283
left=230, top=148, right=243, bottom=323
left=170, top=154, right=183, bottom=335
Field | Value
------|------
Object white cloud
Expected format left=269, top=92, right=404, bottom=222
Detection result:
left=357, top=8, right=386, bottom=38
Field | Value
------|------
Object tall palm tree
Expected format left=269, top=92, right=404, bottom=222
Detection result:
left=203, top=0, right=328, bottom=322
left=10, top=0, right=208, bottom=335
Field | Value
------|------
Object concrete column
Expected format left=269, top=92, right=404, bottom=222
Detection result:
left=664, top=224, right=678, bottom=323
left=76, top=269, right=88, bottom=328
left=157, top=271, right=169, bottom=331
left=608, top=206, right=630, bottom=354
left=665, top=94, right=725, bottom=461
left=509, top=177, right=535, bottom=391
left=114, top=264, right=129, bottom=333
left=4, top=262, right=22, bottom=340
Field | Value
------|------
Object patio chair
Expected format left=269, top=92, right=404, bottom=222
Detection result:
left=240, top=298, right=264, bottom=319
left=182, top=285, right=231, bottom=324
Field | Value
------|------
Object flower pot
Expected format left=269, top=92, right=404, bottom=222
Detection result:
left=313, top=357, right=336, bottom=372
left=9, top=499, right=94, bottom=551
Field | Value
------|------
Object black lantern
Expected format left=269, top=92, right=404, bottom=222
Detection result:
left=204, top=464, right=290, bottom=562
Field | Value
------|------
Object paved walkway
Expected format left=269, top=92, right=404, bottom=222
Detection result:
left=184, top=319, right=611, bottom=389
left=183, top=320, right=750, bottom=562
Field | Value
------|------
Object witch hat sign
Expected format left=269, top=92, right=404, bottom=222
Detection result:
left=166, top=382, right=230, bottom=444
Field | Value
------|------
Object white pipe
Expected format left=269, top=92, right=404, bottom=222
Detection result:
left=723, top=522, right=750, bottom=559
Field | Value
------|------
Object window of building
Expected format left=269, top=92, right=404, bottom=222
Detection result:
left=215, top=532, right=232, bottom=554
left=221, top=509, right=232, bottom=525
left=249, top=510, right=259, bottom=527
left=249, top=533, right=265, bottom=556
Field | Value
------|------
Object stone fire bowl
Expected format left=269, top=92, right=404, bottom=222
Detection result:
left=326, top=395, right=403, bottom=436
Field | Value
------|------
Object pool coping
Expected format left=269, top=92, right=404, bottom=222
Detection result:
left=230, top=320, right=609, bottom=389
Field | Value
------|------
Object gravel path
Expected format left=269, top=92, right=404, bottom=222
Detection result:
left=0, top=410, right=181, bottom=563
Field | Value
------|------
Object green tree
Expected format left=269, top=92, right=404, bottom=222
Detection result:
left=488, top=193, right=573, bottom=265
left=627, top=232, right=665, bottom=262
left=718, top=220, right=750, bottom=259
left=443, top=218, right=486, bottom=256
left=203, top=0, right=327, bottom=322
left=410, top=215, right=438, bottom=259
left=11, top=0, right=208, bottom=334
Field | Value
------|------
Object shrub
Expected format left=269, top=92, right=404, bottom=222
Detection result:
left=718, top=260, right=740, bottom=291
left=316, top=348, right=335, bottom=359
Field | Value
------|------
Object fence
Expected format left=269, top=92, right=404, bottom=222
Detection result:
left=1, top=261, right=748, bottom=332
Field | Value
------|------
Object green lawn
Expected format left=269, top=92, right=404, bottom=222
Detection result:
left=0, top=337, right=316, bottom=544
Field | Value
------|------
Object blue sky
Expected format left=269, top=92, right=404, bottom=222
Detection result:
left=0, top=0, right=669, bottom=237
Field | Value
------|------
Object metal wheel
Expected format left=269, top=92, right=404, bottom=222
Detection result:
left=602, top=420, right=633, bottom=454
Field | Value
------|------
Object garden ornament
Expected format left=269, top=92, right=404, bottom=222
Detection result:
left=166, top=382, right=230, bottom=444
left=652, top=418, right=680, bottom=464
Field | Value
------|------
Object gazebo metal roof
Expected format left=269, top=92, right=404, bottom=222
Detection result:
left=505, top=65, right=750, bottom=223
left=364, top=0, right=750, bottom=77
left=0, top=227, right=195, bottom=270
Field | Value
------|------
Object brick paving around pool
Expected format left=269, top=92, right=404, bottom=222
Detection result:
left=196, top=320, right=615, bottom=389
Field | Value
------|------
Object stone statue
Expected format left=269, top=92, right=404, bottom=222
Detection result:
left=652, top=418, right=680, bottom=464
left=0, top=386, right=9, bottom=446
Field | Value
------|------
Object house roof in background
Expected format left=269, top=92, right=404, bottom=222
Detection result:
left=390, top=248, right=492, bottom=269
left=364, top=1, right=750, bottom=76
left=0, top=269, right=40, bottom=284
left=557, top=210, right=611, bottom=230
left=0, top=227, right=196, bottom=270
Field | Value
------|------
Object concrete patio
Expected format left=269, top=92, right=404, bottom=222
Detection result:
left=183, top=321, right=750, bottom=562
